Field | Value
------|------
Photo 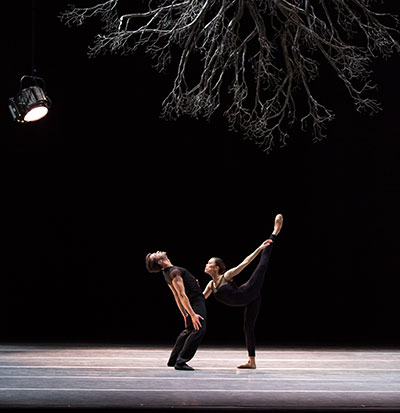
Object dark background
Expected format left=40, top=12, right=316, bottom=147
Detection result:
left=1, top=1, right=400, bottom=349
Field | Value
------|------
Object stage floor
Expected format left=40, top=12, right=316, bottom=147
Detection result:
left=0, top=343, right=399, bottom=410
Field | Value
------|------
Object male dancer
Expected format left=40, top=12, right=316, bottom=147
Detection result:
left=145, top=251, right=206, bottom=370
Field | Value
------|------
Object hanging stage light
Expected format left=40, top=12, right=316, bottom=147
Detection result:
left=8, top=75, right=51, bottom=123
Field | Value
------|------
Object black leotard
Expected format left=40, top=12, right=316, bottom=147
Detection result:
left=210, top=235, right=276, bottom=357
left=212, top=277, right=254, bottom=307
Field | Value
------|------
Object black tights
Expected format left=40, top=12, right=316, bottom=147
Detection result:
left=241, top=235, right=275, bottom=357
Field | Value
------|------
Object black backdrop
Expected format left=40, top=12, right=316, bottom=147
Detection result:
left=1, top=1, right=400, bottom=348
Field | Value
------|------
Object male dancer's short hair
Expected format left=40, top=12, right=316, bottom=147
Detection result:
left=145, top=252, right=163, bottom=273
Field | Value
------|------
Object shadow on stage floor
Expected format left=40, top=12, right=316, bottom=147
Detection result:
left=0, top=342, right=399, bottom=411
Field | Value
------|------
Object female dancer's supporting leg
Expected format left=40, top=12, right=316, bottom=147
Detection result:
left=237, top=295, right=262, bottom=369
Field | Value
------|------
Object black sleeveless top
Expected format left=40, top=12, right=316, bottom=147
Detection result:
left=211, top=276, right=248, bottom=307
left=163, top=266, right=204, bottom=303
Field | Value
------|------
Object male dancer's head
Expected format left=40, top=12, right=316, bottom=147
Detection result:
left=145, top=251, right=171, bottom=273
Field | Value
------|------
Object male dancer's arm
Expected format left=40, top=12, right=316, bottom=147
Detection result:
left=172, top=275, right=204, bottom=330
left=224, top=239, right=273, bottom=282
left=167, top=284, right=189, bottom=326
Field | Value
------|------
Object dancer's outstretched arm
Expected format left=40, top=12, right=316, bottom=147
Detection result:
left=224, top=239, right=273, bottom=282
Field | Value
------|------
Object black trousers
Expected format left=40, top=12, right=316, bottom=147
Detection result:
left=168, top=297, right=207, bottom=366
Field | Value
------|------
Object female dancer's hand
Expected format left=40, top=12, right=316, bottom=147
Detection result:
left=261, top=239, right=273, bottom=249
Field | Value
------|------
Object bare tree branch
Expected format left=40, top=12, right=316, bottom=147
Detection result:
left=60, top=0, right=400, bottom=152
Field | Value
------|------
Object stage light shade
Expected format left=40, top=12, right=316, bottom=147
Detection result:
left=24, top=106, right=49, bottom=122
left=9, top=76, right=51, bottom=123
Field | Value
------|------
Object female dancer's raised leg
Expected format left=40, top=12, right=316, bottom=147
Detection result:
left=237, top=214, right=283, bottom=369
left=239, top=214, right=282, bottom=297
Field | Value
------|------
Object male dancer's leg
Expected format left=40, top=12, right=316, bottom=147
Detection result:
left=175, top=299, right=207, bottom=366
left=167, top=316, right=192, bottom=366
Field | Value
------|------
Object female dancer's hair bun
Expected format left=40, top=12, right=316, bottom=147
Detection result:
left=212, top=257, right=226, bottom=274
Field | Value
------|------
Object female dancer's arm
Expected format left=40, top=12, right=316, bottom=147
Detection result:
left=202, top=280, right=213, bottom=299
left=224, top=239, right=273, bottom=282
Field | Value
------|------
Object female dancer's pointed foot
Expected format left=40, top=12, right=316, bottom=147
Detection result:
left=272, top=214, right=283, bottom=236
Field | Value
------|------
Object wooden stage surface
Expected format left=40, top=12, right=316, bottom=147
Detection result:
left=0, top=344, right=399, bottom=411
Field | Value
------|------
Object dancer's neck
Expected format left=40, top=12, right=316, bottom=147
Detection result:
left=211, top=273, right=223, bottom=286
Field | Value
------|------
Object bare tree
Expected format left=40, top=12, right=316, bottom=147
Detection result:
left=61, top=0, right=399, bottom=152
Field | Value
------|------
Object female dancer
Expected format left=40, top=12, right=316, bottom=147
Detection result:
left=203, top=214, right=283, bottom=369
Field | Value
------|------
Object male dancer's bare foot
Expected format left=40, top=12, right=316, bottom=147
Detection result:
left=272, top=214, right=283, bottom=236
left=237, top=357, right=256, bottom=369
